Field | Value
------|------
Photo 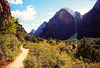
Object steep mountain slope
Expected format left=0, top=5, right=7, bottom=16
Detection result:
left=77, top=0, right=100, bottom=39
left=33, top=21, right=47, bottom=36
left=40, top=8, right=77, bottom=40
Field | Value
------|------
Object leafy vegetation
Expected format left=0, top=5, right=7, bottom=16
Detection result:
left=0, top=16, right=46, bottom=67
left=23, top=41, right=73, bottom=68
left=0, top=17, right=22, bottom=67
left=0, top=34, right=21, bottom=66
left=23, top=37, right=100, bottom=68
left=75, top=37, right=100, bottom=62
left=25, top=34, right=44, bottom=43
left=16, top=19, right=27, bottom=42
left=0, top=17, right=18, bottom=34
left=0, top=15, right=100, bottom=68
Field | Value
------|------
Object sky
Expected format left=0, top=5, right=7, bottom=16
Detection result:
left=7, top=0, right=97, bottom=33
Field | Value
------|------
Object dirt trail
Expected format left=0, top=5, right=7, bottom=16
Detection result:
left=7, top=45, right=29, bottom=68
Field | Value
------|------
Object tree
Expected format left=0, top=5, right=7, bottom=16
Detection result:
left=25, top=34, right=38, bottom=43
left=0, top=17, right=18, bottom=34
left=76, top=37, right=100, bottom=62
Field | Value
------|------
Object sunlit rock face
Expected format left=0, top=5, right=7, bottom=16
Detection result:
left=0, top=0, right=11, bottom=18
left=77, top=0, right=100, bottom=39
left=40, top=8, right=77, bottom=40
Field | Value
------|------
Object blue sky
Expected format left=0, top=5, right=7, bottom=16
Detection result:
left=7, top=0, right=97, bottom=33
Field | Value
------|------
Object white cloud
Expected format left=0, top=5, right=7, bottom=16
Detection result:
left=74, top=6, right=91, bottom=15
left=31, top=23, right=35, bottom=26
left=47, top=12, right=54, bottom=16
left=20, top=23, right=29, bottom=26
left=20, top=23, right=33, bottom=33
left=11, top=5, right=37, bottom=21
left=7, top=0, right=23, bottom=5
left=41, top=17, right=51, bottom=23
left=25, top=27, right=31, bottom=33
left=44, top=12, right=55, bottom=22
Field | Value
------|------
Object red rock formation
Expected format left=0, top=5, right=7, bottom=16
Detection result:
left=40, top=9, right=77, bottom=40
left=0, top=0, right=11, bottom=18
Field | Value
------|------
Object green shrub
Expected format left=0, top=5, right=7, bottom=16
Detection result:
left=76, top=37, right=100, bottom=62
left=25, top=34, right=38, bottom=43
left=23, top=42, right=72, bottom=68
left=23, top=57, right=35, bottom=68
left=0, top=34, right=21, bottom=64
left=0, top=17, right=18, bottom=34
left=23, top=41, right=33, bottom=49
left=65, top=40, right=68, bottom=44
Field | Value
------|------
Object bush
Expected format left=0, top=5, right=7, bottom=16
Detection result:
left=65, top=40, right=68, bottom=44
left=23, top=41, right=33, bottom=49
left=0, top=17, right=18, bottom=34
left=23, top=57, right=35, bottom=68
left=25, top=34, right=38, bottom=43
left=23, top=37, right=100, bottom=68
left=76, top=37, right=100, bottom=62
left=0, top=34, right=21, bottom=67
left=23, top=42, right=72, bottom=68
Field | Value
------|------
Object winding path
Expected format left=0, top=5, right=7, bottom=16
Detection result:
left=7, top=45, right=29, bottom=68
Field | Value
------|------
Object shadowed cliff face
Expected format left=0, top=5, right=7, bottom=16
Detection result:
left=33, top=21, right=47, bottom=36
left=40, top=9, right=77, bottom=40
left=77, top=0, right=100, bottom=39
left=30, top=29, right=35, bottom=35
left=0, top=0, right=11, bottom=18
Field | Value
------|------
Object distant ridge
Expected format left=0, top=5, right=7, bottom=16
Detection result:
left=31, top=21, right=47, bottom=36
left=30, top=29, right=35, bottom=35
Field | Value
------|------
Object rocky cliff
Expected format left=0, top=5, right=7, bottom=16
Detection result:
left=40, top=8, right=77, bottom=40
left=0, top=0, right=11, bottom=18
left=77, top=0, right=100, bottom=39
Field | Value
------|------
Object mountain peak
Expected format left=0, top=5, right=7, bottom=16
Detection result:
left=40, top=8, right=77, bottom=40
left=63, top=8, right=75, bottom=17
left=54, top=8, right=75, bottom=18
left=32, top=21, right=47, bottom=36
left=43, top=21, right=47, bottom=24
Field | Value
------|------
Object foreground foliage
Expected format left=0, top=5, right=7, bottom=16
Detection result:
left=23, top=41, right=73, bottom=68
left=76, top=37, right=100, bottom=62
left=0, top=17, right=18, bottom=34
left=0, top=34, right=21, bottom=66
left=0, top=16, right=100, bottom=68
left=23, top=38, right=100, bottom=68
left=0, top=17, right=22, bottom=67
